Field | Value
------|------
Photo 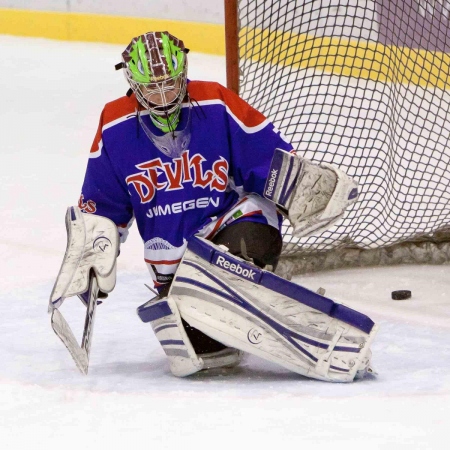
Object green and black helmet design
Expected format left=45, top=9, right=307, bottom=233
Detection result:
left=120, top=31, right=189, bottom=132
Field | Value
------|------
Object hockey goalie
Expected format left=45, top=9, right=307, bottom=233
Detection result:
left=49, top=30, right=377, bottom=381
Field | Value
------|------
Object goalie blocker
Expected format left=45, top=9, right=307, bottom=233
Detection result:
left=264, top=148, right=359, bottom=238
left=138, top=236, right=378, bottom=382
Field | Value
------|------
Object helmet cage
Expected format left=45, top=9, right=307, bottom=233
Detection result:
left=129, top=70, right=187, bottom=131
left=122, top=32, right=188, bottom=132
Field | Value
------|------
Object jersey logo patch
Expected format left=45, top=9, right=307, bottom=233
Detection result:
left=78, top=194, right=97, bottom=213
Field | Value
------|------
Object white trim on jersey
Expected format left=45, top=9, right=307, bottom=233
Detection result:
left=89, top=139, right=103, bottom=159
left=103, top=113, right=137, bottom=132
left=191, top=99, right=272, bottom=135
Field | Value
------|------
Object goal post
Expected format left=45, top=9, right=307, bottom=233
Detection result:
left=225, top=0, right=450, bottom=275
left=225, top=0, right=239, bottom=95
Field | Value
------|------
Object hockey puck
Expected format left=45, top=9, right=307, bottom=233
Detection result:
left=391, top=290, right=412, bottom=300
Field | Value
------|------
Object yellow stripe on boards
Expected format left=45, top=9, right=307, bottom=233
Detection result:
left=0, top=8, right=225, bottom=55
left=239, top=27, right=450, bottom=90
left=2, top=7, right=450, bottom=89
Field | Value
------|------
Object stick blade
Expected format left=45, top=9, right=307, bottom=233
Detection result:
left=51, top=308, right=89, bottom=374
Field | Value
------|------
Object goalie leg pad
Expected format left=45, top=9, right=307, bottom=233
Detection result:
left=137, top=296, right=243, bottom=377
left=264, top=149, right=359, bottom=238
left=170, top=236, right=378, bottom=383
left=137, top=295, right=204, bottom=377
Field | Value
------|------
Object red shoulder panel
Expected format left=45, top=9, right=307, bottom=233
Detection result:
left=103, top=94, right=137, bottom=125
left=187, top=81, right=267, bottom=128
left=90, top=94, right=137, bottom=154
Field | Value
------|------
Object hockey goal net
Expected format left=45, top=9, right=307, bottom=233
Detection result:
left=225, top=0, right=450, bottom=274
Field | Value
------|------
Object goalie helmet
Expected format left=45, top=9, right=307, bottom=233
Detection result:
left=121, top=31, right=189, bottom=133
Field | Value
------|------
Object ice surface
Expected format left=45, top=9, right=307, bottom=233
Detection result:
left=0, top=35, right=449, bottom=450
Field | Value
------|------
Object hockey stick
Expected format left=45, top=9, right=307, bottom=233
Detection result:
left=50, top=273, right=99, bottom=374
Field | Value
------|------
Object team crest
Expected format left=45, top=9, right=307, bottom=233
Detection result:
left=126, top=150, right=229, bottom=204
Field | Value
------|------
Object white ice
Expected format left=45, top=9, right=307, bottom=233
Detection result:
left=0, top=35, right=449, bottom=450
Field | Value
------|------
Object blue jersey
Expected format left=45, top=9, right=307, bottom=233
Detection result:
left=79, top=81, right=293, bottom=288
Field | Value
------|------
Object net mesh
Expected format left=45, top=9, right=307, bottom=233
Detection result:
left=235, top=0, right=450, bottom=267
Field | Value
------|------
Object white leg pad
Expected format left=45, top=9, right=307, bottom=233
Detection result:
left=171, top=237, right=378, bottom=383
left=137, top=295, right=243, bottom=377
left=137, top=295, right=204, bottom=377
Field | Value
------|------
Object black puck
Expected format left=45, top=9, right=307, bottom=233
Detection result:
left=391, top=290, right=412, bottom=300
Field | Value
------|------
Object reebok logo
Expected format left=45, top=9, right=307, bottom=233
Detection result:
left=215, top=255, right=257, bottom=281
left=265, top=169, right=278, bottom=198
